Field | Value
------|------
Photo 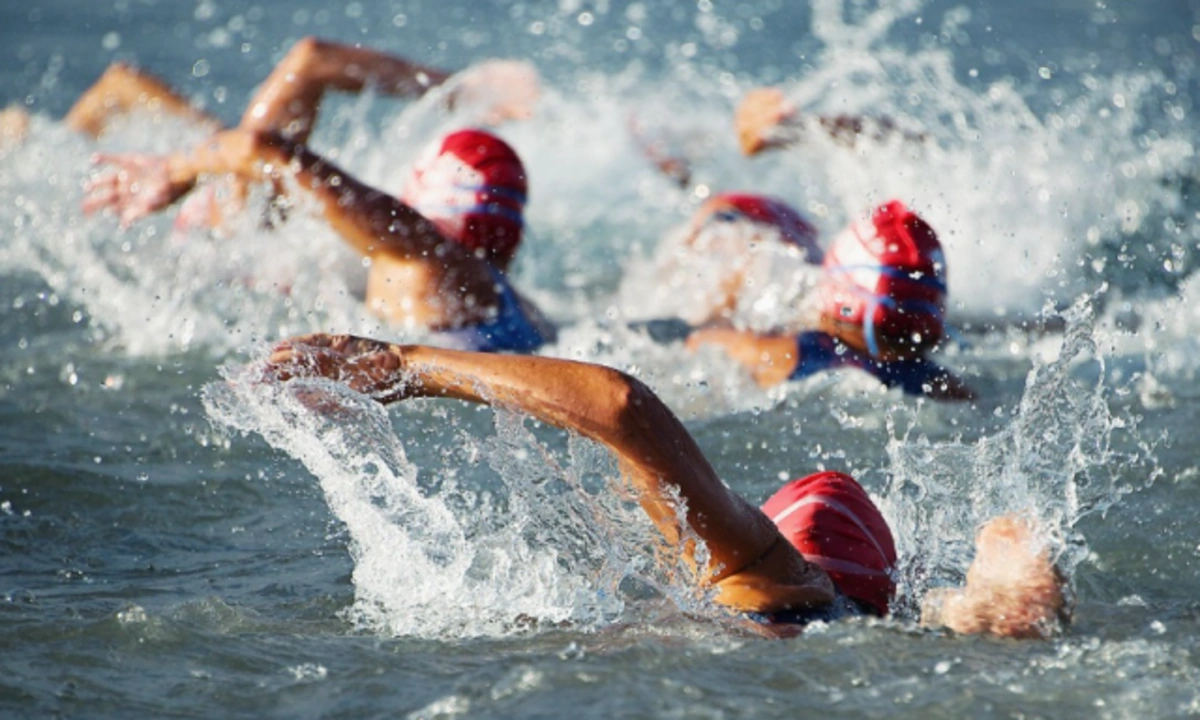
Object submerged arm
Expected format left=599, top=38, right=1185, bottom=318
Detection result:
left=267, top=334, right=832, bottom=611
left=686, top=328, right=799, bottom=387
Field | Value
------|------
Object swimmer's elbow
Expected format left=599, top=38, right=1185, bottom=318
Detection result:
left=581, top=367, right=663, bottom=440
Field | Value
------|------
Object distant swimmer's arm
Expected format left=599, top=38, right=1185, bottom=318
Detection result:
left=64, top=63, right=221, bottom=139
left=266, top=333, right=834, bottom=612
left=627, top=114, right=692, bottom=188
left=686, top=328, right=799, bottom=387
left=735, top=87, right=802, bottom=156
left=920, top=515, right=1070, bottom=639
left=238, top=37, right=452, bottom=143
left=735, top=86, right=926, bottom=156
left=239, top=37, right=539, bottom=142
left=85, top=128, right=459, bottom=259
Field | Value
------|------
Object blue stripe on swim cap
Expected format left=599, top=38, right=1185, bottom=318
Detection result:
left=453, top=183, right=528, bottom=205
left=863, top=295, right=881, bottom=357
left=825, top=262, right=947, bottom=294
left=418, top=202, right=526, bottom=226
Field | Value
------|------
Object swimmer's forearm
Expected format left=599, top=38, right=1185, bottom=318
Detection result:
left=397, top=345, right=783, bottom=579
left=170, top=130, right=447, bottom=259
left=687, top=329, right=798, bottom=386
left=300, top=42, right=452, bottom=97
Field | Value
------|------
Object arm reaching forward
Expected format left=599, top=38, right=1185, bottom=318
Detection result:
left=239, top=37, right=540, bottom=143
left=735, top=87, right=926, bottom=156
left=86, top=129, right=446, bottom=255
left=920, top=515, right=1070, bottom=639
left=265, top=333, right=836, bottom=613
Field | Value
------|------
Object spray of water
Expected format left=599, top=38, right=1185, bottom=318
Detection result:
left=1, top=0, right=1189, bottom=365
left=202, top=359, right=708, bottom=638
left=881, top=295, right=1144, bottom=617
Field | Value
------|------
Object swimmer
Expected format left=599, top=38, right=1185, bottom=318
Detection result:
left=633, top=191, right=824, bottom=333
left=85, top=126, right=553, bottom=353
left=262, top=332, right=1066, bottom=638
left=78, top=39, right=552, bottom=353
left=687, top=200, right=976, bottom=401
left=735, top=86, right=926, bottom=157
left=11, top=36, right=537, bottom=231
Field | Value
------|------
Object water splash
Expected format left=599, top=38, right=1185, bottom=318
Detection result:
left=202, top=359, right=705, bottom=638
left=881, top=296, right=1143, bottom=616
left=2, top=1, right=1190, bottom=365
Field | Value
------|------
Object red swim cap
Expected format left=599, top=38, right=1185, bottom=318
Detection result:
left=761, top=471, right=897, bottom=616
left=402, top=129, right=527, bottom=266
left=695, top=192, right=822, bottom=264
left=817, top=200, right=946, bottom=360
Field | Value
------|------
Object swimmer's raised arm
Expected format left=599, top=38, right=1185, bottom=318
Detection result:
left=266, top=333, right=835, bottom=612
left=85, top=129, right=473, bottom=263
left=64, top=63, right=221, bottom=139
left=735, top=87, right=925, bottom=156
left=239, top=37, right=450, bottom=143
left=241, top=38, right=539, bottom=143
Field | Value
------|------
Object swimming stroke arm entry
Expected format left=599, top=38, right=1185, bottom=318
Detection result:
left=266, top=334, right=835, bottom=613
left=238, top=37, right=452, bottom=144
left=686, top=328, right=799, bottom=387
left=735, top=87, right=925, bottom=156
left=919, top=515, right=1069, bottom=639
left=87, top=129, right=473, bottom=259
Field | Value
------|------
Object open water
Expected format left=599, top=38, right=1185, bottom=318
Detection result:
left=2, top=0, right=1199, bottom=717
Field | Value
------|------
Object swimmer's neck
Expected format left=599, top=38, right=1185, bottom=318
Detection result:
left=365, top=254, right=501, bottom=330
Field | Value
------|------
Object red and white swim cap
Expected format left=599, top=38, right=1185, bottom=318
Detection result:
left=695, top=192, right=822, bottom=264
left=761, top=471, right=897, bottom=616
left=817, top=200, right=947, bottom=359
left=402, top=129, right=527, bottom=266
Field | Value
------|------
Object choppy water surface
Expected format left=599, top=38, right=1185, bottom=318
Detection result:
left=2, top=0, right=1199, bottom=717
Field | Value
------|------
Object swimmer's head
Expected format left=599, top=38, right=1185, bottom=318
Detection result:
left=689, top=192, right=822, bottom=264
left=761, top=471, right=897, bottom=616
left=402, top=128, right=527, bottom=269
left=817, top=200, right=947, bottom=361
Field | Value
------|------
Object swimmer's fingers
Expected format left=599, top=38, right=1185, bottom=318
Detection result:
left=735, top=87, right=797, bottom=156
left=81, top=172, right=120, bottom=215
left=271, top=332, right=391, bottom=359
left=84, top=152, right=182, bottom=226
left=267, top=335, right=411, bottom=402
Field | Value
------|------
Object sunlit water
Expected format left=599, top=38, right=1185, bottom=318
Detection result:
left=2, top=0, right=1199, bottom=717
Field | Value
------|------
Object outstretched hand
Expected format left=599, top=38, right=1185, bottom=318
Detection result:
left=921, top=514, right=1068, bottom=639
left=83, top=152, right=194, bottom=227
left=267, top=333, right=415, bottom=403
left=734, top=87, right=797, bottom=156
left=0, top=105, right=30, bottom=151
left=451, top=59, right=541, bottom=125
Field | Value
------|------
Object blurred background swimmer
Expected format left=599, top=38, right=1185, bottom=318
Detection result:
left=623, top=127, right=972, bottom=399
left=262, top=333, right=1064, bottom=638
left=75, top=38, right=553, bottom=353
left=688, top=200, right=976, bottom=401
left=623, top=190, right=825, bottom=336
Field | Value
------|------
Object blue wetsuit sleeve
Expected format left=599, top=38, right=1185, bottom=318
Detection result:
left=788, top=331, right=842, bottom=381
left=869, top=356, right=954, bottom=396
